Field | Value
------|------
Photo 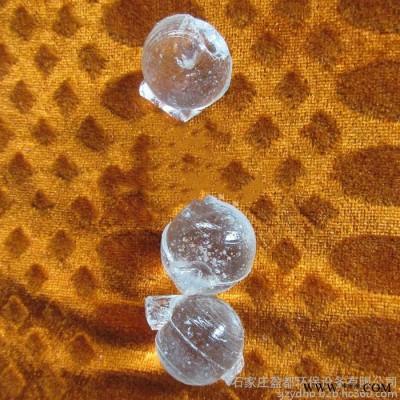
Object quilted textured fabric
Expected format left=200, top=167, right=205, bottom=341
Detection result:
left=0, top=0, right=399, bottom=399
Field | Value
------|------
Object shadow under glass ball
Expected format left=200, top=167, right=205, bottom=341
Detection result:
left=141, top=14, right=232, bottom=111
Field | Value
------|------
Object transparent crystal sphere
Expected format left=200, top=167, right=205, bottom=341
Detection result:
left=161, top=195, right=256, bottom=295
left=146, top=295, right=244, bottom=386
left=140, top=14, right=232, bottom=121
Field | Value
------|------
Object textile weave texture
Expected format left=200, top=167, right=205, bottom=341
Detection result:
left=0, top=0, right=399, bottom=399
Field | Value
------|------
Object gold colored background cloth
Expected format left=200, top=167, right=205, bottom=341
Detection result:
left=0, top=0, right=399, bottom=399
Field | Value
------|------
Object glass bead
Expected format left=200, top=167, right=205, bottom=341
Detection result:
left=140, top=14, right=232, bottom=122
left=145, top=294, right=244, bottom=386
left=161, top=195, right=256, bottom=295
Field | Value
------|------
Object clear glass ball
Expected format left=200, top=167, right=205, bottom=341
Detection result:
left=141, top=14, right=232, bottom=112
left=154, top=295, right=244, bottom=386
left=161, top=195, right=257, bottom=295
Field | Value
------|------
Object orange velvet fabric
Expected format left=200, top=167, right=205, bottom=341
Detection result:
left=0, top=0, right=399, bottom=399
